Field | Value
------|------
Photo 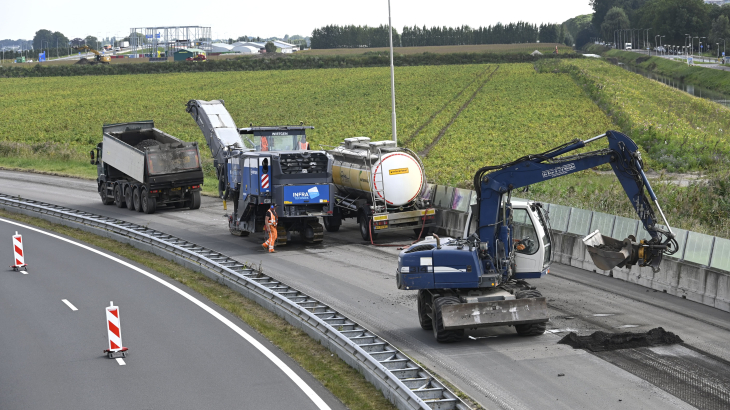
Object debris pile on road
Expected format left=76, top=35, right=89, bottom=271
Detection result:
left=558, top=327, right=683, bottom=352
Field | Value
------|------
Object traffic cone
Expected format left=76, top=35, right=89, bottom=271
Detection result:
left=104, top=301, right=128, bottom=358
left=10, top=231, right=27, bottom=272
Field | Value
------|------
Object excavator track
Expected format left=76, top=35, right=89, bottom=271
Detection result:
left=276, top=225, right=288, bottom=246
left=308, top=220, right=324, bottom=243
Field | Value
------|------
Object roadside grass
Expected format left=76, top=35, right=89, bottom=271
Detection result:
left=0, top=207, right=396, bottom=410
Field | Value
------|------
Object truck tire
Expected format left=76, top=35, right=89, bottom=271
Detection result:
left=125, top=186, right=135, bottom=211
left=114, top=184, right=126, bottom=208
left=141, top=189, right=157, bottom=214
left=514, top=290, right=547, bottom=336
left=432, top=296, right=464, bottom=343
left=359, top=213, right=378, bottom=241
left=189, top=191, right=201, bottom=210
left=133, top=187, right=142, bottom=212
left=417, top=290, right=433, bottom=330
left=323, top=216, right=340, bottom=232
left=100, top=188, right=115, bottom=205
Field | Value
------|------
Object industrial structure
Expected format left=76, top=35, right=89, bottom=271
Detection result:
left=128, top=26, right=211, bottom=58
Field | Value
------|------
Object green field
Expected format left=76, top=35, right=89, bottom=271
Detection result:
left=1, top=59, right=728, bottom=237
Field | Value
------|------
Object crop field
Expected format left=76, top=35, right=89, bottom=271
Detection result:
left=1, top=58, right=728, bottom=236
left=552, top=58, right=730, bottom=170
left=299, top=43, right=573, bottom=56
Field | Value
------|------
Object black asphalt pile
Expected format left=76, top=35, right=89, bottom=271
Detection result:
left=75, top=58, right=90, bottom=65
left=558, top=327, right=683, bottom=352
left=135, top=139, right=161, bottom=149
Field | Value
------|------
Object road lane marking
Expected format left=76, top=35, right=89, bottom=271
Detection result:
left=116, top=358, right=126, bottom=366
left=62, top=299, right=78, bottom=311
left=0, top=218, right=331, bottom=410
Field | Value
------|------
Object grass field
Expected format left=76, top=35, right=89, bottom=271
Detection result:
left=1, top=58, right=728, bottom=236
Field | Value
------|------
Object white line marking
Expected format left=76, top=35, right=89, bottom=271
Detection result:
left=61, top=299, right=78, bottom=311
left=116, top=358, right=126, bottom=366
left=0, top=217, right=330, bottom=410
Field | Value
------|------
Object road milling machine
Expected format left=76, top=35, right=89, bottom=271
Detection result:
left=396, top=131, right=678, bottom=342
left=186, top=99, right=332, bottom=245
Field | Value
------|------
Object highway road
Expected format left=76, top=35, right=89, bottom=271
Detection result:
left=0, top=212, right=344, bottom=409
left=1, top=170, right=729, bottom=409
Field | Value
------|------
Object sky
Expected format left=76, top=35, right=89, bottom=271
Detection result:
left=2, top=0, right=593, bottom=41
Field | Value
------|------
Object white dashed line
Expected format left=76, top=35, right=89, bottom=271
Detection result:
left=116, top=358, right=126, bottom=366
left=61, top=299, right=78, bottom=311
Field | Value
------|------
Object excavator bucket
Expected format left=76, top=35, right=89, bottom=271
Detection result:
left=583, top=230, right=633, bottom=271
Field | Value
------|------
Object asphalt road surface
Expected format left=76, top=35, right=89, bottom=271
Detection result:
left=2, top=170, right=729, bottom=409
left=0, top=212, right=344, bottom=410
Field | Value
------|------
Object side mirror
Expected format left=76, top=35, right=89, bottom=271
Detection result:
left=90, top=150, right=95, bottom=165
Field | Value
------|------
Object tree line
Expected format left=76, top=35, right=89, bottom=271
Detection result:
left=311, top=23, right=572, bottom=49
left=590, top=0, right=730, bottom=50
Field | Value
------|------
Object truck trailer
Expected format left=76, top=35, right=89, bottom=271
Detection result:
left=91, top=121, right=204, bottom=214
left=325, top=137, right=436, bottom=241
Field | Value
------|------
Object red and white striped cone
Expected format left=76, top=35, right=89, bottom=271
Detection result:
left=104, top=301, right=128, bottom=358
left=11, top=231, right=27, bottom=271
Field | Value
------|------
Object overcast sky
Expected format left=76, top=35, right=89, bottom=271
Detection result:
left=2, top=1, right=593, bottom=41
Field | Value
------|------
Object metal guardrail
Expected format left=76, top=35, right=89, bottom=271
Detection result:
left=0, top=193, right=469, bottom=410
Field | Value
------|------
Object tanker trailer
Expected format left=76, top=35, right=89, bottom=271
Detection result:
left=325, top=137, right=435, bottom=241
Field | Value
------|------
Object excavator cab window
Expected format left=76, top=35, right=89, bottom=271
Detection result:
left=512, top=208, right=538, bottom=255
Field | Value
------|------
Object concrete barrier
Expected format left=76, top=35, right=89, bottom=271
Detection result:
left=424, top=184, right=730, bottom=313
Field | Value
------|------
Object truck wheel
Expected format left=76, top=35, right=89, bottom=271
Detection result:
left=133, top=187, right=143, bottom=213
left=417, top=290, right=433, bottom=330
left=359, top=213, right=378, bottom=241
left=100, top=189, right=114, bottom=205
left=514, top=290, right=547, bottom=336
left=141, top=190, right=157, bottom=214
left=189, top=191, right=201, bottom=210
left=323, top=216, right=340, bottom=232
left=432, top=296, right=465, bottom=343
left=114, top=184, right=126, bottom=208
left=125, top=186, right=135, bottom=211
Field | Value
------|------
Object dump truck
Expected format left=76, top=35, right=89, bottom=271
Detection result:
left=186, top=99, right=332, bottom=245
left=325, top=137, right=436, bottom=241
left=397, top=131, right=678, bottom=342
left=91, top=121, right=205, bottom=214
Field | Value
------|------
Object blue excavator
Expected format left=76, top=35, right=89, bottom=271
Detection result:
left=396, top=131, right=678, bottom=342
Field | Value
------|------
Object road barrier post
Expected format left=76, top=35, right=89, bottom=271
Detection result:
left=11, top=231, right=27, bottom=271
left=104, top=301, right=128, bottom=358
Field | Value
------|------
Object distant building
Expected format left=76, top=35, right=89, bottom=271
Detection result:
left=211, top=43, right=234, bottom=53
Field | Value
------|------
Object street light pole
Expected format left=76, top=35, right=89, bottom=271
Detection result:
left=388, top=0, right=397, bottom=144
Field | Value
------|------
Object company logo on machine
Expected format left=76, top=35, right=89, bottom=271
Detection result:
left=542, top=163, right=576, bottom=178
left=389, top=167, right=409, bottom=175
left=271, top=132, right=289, bottom=136
left=292, top=186, right=320, bottom=200
left=307, top=187, right=320, bottom=199
left=261, top=174, right=269, bottom=189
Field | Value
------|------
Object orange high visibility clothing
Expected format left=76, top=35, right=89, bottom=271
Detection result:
left=262, top=207, right=278, bottom=252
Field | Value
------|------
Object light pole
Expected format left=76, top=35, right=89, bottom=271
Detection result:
left=387, top=0, right=397, bottom=144
left=699, top=36, right=706, bottom=59
left=614, top=29, right=619, bottom=49
left=645, top=28, right=651, bottom=53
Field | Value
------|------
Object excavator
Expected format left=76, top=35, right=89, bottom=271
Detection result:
left=74, top=45, right=111, bottom=65
left=396, top=130, right=678, bottom=342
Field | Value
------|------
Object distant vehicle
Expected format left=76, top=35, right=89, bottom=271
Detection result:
left=655, top=46, right=665, bottom=53
left=119, top=41, right=130, bottom=48
left=115, top=47, right=121, bottom=52
left=624, top=43, right=632, bottom=50
left=186, top=54, right=206, bottom=62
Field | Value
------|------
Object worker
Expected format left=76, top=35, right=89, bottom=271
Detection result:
left=262, top=205, right=278, bottom=253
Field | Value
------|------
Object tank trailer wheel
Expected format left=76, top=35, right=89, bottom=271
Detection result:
left=417, top=290, right=433, bottom=330
left=432, top=296, right=465, bottom=343
left=141, top=189, right=157, bottom=214
left=114, top=184, right=126, bottom=208
left=133, top=187, right=142, bottom=212
left=124, top=186, right=135, bottom=211
left=189, top=191, right=201, bottom=210
left=359, top=213, right=378, bottom=242
left=514, top=290, right=547, bottom=336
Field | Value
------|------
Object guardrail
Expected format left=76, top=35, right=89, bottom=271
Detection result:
left=421, top=183, right=730, bottom=312
left=0, top=193, right=469, bottom=410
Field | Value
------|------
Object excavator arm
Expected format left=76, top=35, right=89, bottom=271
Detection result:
left=474, top=130, right=677, bottom=275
